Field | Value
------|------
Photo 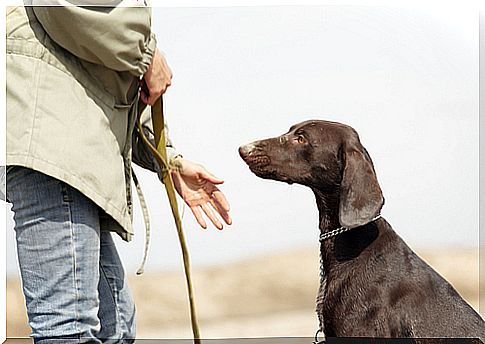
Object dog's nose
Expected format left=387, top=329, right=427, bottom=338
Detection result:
left=238, top=143, right=255, bottom=159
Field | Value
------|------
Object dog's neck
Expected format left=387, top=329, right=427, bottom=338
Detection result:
left=312, top=188, right=380, bottom=271
left=312, top=188, right=340, bottom=232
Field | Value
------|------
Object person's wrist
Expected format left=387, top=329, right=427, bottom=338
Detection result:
left=169, top=154, right=184, bottom=172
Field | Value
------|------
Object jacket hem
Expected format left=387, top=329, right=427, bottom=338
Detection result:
left=6, top=154, right=134, bottom=242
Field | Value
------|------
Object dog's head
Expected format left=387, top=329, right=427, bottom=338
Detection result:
left=239, top=120, right=384, bottom=228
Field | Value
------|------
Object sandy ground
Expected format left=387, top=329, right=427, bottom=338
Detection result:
left=6, top=247, right=481, bottom=340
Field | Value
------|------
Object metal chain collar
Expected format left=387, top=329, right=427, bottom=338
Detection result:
left=318, top=215, right=382, bottom=242
left=319, top=226, right=352, bottom=242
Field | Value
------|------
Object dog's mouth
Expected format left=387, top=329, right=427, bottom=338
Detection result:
left=244, top=155, right=271, bottom=175
left=239, top=145, right=271, bottom=174
left=239, top=149, right=293, bottom=184
left=247, top=155, right=270, bottom=167
left=239, top=143, right=294, bottom=184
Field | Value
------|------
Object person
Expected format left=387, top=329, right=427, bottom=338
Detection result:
left=6, top=2, right=232, bottom=343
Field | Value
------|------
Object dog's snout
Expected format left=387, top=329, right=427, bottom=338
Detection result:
left=238, top=143, right=256, bottom=159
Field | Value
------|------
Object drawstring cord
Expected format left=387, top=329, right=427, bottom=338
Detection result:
left=132, top=168, right=151, bottom=276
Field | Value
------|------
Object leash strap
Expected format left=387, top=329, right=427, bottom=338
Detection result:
left=135, top=96, right=201, bottom=343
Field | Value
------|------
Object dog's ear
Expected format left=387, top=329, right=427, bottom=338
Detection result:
left=339, top=142, right=384, bottom=228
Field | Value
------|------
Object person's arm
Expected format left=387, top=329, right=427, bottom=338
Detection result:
left=32, top=0, right=155, bottom=76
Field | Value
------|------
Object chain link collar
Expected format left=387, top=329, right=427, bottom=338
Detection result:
left=319, top=215, right=382, bottom=242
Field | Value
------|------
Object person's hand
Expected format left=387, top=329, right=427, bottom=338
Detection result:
left=140, top=48, right=172, bottom=105
left=170, top=157, right=232, bottom=230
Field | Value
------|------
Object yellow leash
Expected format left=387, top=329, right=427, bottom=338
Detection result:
left=135, top=96, right=201, bottom=343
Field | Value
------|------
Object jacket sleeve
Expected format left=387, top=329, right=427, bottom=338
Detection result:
left=31, top=0, right=156, bottom=76
left=132, top=106, right=181, bottom=174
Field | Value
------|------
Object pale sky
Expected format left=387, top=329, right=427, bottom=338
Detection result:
left=5, top=5, right=479, bottom=275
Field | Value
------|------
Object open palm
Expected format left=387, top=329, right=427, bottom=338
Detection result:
left=171, top=158, right=232, bottom=230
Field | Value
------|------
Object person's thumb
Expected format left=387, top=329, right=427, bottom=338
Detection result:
left=200, top=169, right=224, bottom=184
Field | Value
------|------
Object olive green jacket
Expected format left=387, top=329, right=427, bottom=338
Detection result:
left=6, top=4, right=173, bottom=241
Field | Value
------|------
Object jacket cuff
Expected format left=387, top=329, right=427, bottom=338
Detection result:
left=132, top=32, right=157, bottom=76
left=167, top=148, right=182, bottom=166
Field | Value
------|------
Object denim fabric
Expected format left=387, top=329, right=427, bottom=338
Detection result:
left=7, top=166, right=136, bottom=344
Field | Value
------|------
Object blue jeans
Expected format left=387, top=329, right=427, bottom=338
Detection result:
left=7, top=166, right=136, bottom=343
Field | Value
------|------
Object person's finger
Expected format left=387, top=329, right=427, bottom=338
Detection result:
left=151, top=84, right=170, bottom=99
left=209, top=196, right=232, bottom=226
left=142, top=86, right=157, bottom=105
left=211, top=188, right=230, bottom=213
left=165, top=74, right=172, bottom=89
left=149, top=86, right=169, bottom=103
left=201, top=203, right=223, bottom=230
left=190, top=205, right=207, bottom=230
left=140, top=90, right=149, bottom=104
left=147, top=89, right=161, bottom=103
left=161, top=58, right=173, bottom=80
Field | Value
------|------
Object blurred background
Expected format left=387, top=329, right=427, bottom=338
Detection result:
left=6, top=4, right=480, bottom=339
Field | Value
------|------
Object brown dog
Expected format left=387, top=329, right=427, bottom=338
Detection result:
left=239, top=120, right=485, bottom=340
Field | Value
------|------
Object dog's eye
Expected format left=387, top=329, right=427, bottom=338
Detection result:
left=296, top=135, right=306, bottom=144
